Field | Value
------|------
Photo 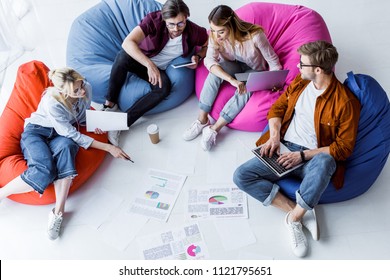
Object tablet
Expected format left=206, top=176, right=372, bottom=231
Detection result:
left=171, top=61, right=196, bottom=68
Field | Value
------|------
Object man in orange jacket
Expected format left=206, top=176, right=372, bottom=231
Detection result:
left=233, top=40, right=361, bottom=257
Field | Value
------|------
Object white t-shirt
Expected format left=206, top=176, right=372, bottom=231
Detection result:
left=150, top=35, right=183, bottom=70
left=283, top=81, right=325, bottom=149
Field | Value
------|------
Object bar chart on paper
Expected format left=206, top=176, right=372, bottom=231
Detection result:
left=151, top=176, right=168, bottom=188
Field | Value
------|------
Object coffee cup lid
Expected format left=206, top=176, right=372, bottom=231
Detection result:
left=147, top=124, right=159, bottom=134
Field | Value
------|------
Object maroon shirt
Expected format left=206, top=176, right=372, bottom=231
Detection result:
left=138, top=11, right=208, bottom=58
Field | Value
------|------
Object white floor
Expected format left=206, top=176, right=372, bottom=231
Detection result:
left=1, top=0, right=390, bottom=260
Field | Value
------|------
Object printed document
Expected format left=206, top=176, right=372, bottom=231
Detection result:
left=137, top=223, right=209, bottom=260
left=129, top=168, right=187, bottom=222
left=187, top=185, right=248, bottom=220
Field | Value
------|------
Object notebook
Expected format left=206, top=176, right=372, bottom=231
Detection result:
left=252, top=142, right=304, bottom=177
left=235, top=69, right=289, bottom=92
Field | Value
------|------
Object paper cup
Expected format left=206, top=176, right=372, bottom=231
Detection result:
left=147, top=124, right=159, bottom=144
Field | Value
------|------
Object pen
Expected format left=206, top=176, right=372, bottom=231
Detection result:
left=126, top=158, right=134, bottom=163
left=128, top=159, right=134, bottom=163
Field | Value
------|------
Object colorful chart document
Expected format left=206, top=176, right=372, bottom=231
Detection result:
left=137, top=223, right=209, bottom=260
left=187, top=185, right=248, bottom=220
left=129, top=168, right=187, bottom=222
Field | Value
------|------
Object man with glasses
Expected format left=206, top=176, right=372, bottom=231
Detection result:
left=103, top=0, right=208, bottom=146
left=233, top=40, right=361, bottom=257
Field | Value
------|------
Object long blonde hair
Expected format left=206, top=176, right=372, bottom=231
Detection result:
left=46, top=67, right=85, bottom=110
left=208, top=5, right=264, bottom=45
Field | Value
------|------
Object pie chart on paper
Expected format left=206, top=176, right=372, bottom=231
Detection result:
left=145, top=191, right=159, bottom=199
left=208, top=195, right=228, bottom=205
left=187, top=244, right=201, bottom=257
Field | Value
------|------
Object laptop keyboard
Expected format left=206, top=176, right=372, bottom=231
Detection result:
left=252, top=147, right=288, bottom=175
left=261, top=153, right=288, bottom=175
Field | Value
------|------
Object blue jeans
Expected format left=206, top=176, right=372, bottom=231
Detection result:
left=20, top=124, right=79, bottom=194
left=199, top=60, right=252, bottom=123
left=233, top=141, right=336, bottom=210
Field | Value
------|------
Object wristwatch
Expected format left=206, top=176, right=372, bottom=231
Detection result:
left=300, top=150, right=306, bottom=162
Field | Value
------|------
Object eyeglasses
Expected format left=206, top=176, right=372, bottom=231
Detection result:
left=166, top=21, right=186, bottom=29
left=73, top=80, right=85, bottom=95
left=299, top=60, right=322, bottom=69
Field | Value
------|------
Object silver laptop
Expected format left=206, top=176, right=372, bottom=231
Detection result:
left=235, top=69, right=289, bottom=92
left=252, top=142, right=304, bottom=177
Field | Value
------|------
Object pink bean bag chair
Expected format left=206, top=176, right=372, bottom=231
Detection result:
left=0, top=61, right=107, bottom=205
left=195, top=2, right=332, bottom=131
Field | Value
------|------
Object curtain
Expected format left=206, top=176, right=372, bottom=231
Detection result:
left=0, top=0, right=32, bottom=72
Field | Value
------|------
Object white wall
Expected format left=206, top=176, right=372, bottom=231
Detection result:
left=183, top=0, right=390, bottom=94
left=1, top=0, right=389, bottom=110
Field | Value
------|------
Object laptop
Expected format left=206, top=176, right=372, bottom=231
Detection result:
left=252, top=142, right=304, bottom=177
left=235, top=69, right=289, bottom=92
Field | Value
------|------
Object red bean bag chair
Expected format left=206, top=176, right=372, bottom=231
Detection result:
left=0, top=60, right=107, bottom=205
left=195, top=2, right=332, bottom=132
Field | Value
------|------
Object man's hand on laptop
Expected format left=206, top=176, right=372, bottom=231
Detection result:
left=277, top=152, right=301, bottom=169
left=260, top=139, right=280, bottom=157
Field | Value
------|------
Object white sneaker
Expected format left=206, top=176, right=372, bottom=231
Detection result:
left=47, top=208, right=63, bottom=240
left=285, top=212, right=308, bottom=257
left=108, top=130, right=121, bottom=147
left=183, top=119, right=210, bottom=141
left=201, top=125, right=217, bottom=151
left=302, top=209, right=319, bottom=241
left=103, top=104, right=122, bottom=146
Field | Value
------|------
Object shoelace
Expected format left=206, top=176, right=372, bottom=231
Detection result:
left=289, top=222, right=305, bottom=246
left=189, top=121, right=203, bottom=133
left=49, top=214, right=63, bottom=232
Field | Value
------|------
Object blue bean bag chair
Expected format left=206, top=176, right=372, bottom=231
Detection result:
left=276, top=72, right=390, bottom=203
left=66, top=0, right=196, bottom=115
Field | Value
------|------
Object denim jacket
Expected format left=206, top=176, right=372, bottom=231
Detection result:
left=24, top=82, right=94, bottom=149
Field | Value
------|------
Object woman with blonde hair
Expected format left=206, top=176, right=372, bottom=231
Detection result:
left=0, top=67, right=132, bottom=240
left=183, top=5, right=282, bottom=151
